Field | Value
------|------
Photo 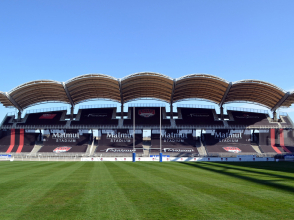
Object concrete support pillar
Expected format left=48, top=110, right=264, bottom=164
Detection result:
left=273, top=111, right=277, bottom=122
left=17, top=111, right=21, bottom=121
left=220, top=106, right=224, bottom=120
left=170, top=103, right=173, bottom=119
left=39, top=129, right=42, bottom=142
left=121, top=103, right=124, bottom=119
left=70, top=106, right=74, bottom=120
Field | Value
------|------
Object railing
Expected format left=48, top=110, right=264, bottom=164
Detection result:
left=1, top=123, right=292, bottom=129
left=7, top=112, right=17, bottom=116
left=279, top=112, right=288, bottom=116
left=128, top=103, right=166, bottom=107
left=286, top=115, right=294, bottom=127
left=177, top=104, right=214, bottom=109
left=226, top=107, right=268, bottom=114
left=25, top=107, right=67, bottom=114
left=78, top=104, right=117, bottom=109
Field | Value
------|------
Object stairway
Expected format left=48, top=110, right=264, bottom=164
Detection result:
left=30, top=144, right=43, bottom=155
left=142, top=140, right=151, bottom=157
left=74, top=109, right=82, bottom=121
left=85, top=144, right=92, bottom=155
left=251, top=142, right=262, bottom=153
left=223, top=120, right=229, bottom=128
left=88, top=139, right=98, bottom=156
left=196, top=138, right=207, bottom=156
left=65, top=120, right=71, bottom=127
left=170, top=119, right=176, bottom=127
left=118, top=119, right=124, bottom=127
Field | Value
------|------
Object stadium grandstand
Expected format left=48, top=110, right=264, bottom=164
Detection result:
left=0, top=72, right=294, bottom=160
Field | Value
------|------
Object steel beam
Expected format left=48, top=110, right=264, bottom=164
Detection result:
left=118, top=79, right=124, bottom=119
left=5, top=92, right=23, bottom=112
left=169, top=79, right=176, bottom=119
left=271, top=92, right=290, bottom=112
left=62, top=82, right=74, bottom=106
left=219, top=82, right=232, bottom=107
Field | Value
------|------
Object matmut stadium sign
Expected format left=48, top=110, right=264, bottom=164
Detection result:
left=52, top=133, right=80, bottom=139
left=206, top=129, right=251, bottom=143
left=43, top=130, right=82, bottom=143
left=106, top=131, right=132, bottom=143
left=51, top=132, right=80, bottom=142
left=162, top=131, right=188, bottom=143
left=152, top=129, right=192, bottom=143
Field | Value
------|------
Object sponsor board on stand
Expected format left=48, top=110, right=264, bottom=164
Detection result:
left=187, top=113, right=209, bottom=117
left=104, top=148, right=136, bottom=153
left=53, top=147, right=72, bottom=153
left=223, top=147, right=242, bottom=153
left=86, top=113, right=107, bottom=117
left=236, top=114, right=259, bottom=119
left=39, top=114, right=56, bottom=119
left=138, top=109, right=155, bottom=118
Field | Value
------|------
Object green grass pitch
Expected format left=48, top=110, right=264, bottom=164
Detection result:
left=0, top=161, right=294, bottom=219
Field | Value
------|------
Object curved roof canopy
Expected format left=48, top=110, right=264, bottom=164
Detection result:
left=66, top=74, right=121, bottom=104
left=9, top=80, right=70, bottom=109
left=0, top=73, right=293, bottom=111
left=282, top=92, right=294, bottom=108
left=173, top=74, right=229, bottom=104
left=224, top=80, right=285, bottom=109
left=121, top=72, right=173, bottom=103
left=0, top=92, right=14, bottom=108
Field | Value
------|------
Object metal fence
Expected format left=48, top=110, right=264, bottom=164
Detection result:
left=177, top=104, right=215, bottom=109
left=226, top=107, right=268, bottom=114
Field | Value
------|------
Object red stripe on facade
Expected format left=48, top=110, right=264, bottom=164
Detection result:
left=270, top=129, right=281, bottom=154
left=16, top=129, right=25, bottom=153
left=279, top=129, right=291, bottom=153
left=6, top=129, right=15, bottom=153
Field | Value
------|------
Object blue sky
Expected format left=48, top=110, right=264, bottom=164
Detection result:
left=0, top=0, right=293, bottom=120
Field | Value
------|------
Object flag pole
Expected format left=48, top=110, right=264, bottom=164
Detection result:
left=159, top=106, right=162, bottom=162
left=132, top=106, right=136, bottom=162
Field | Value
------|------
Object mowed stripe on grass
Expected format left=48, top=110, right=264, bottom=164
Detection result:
left=0, top=161, right=293, bottom=219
